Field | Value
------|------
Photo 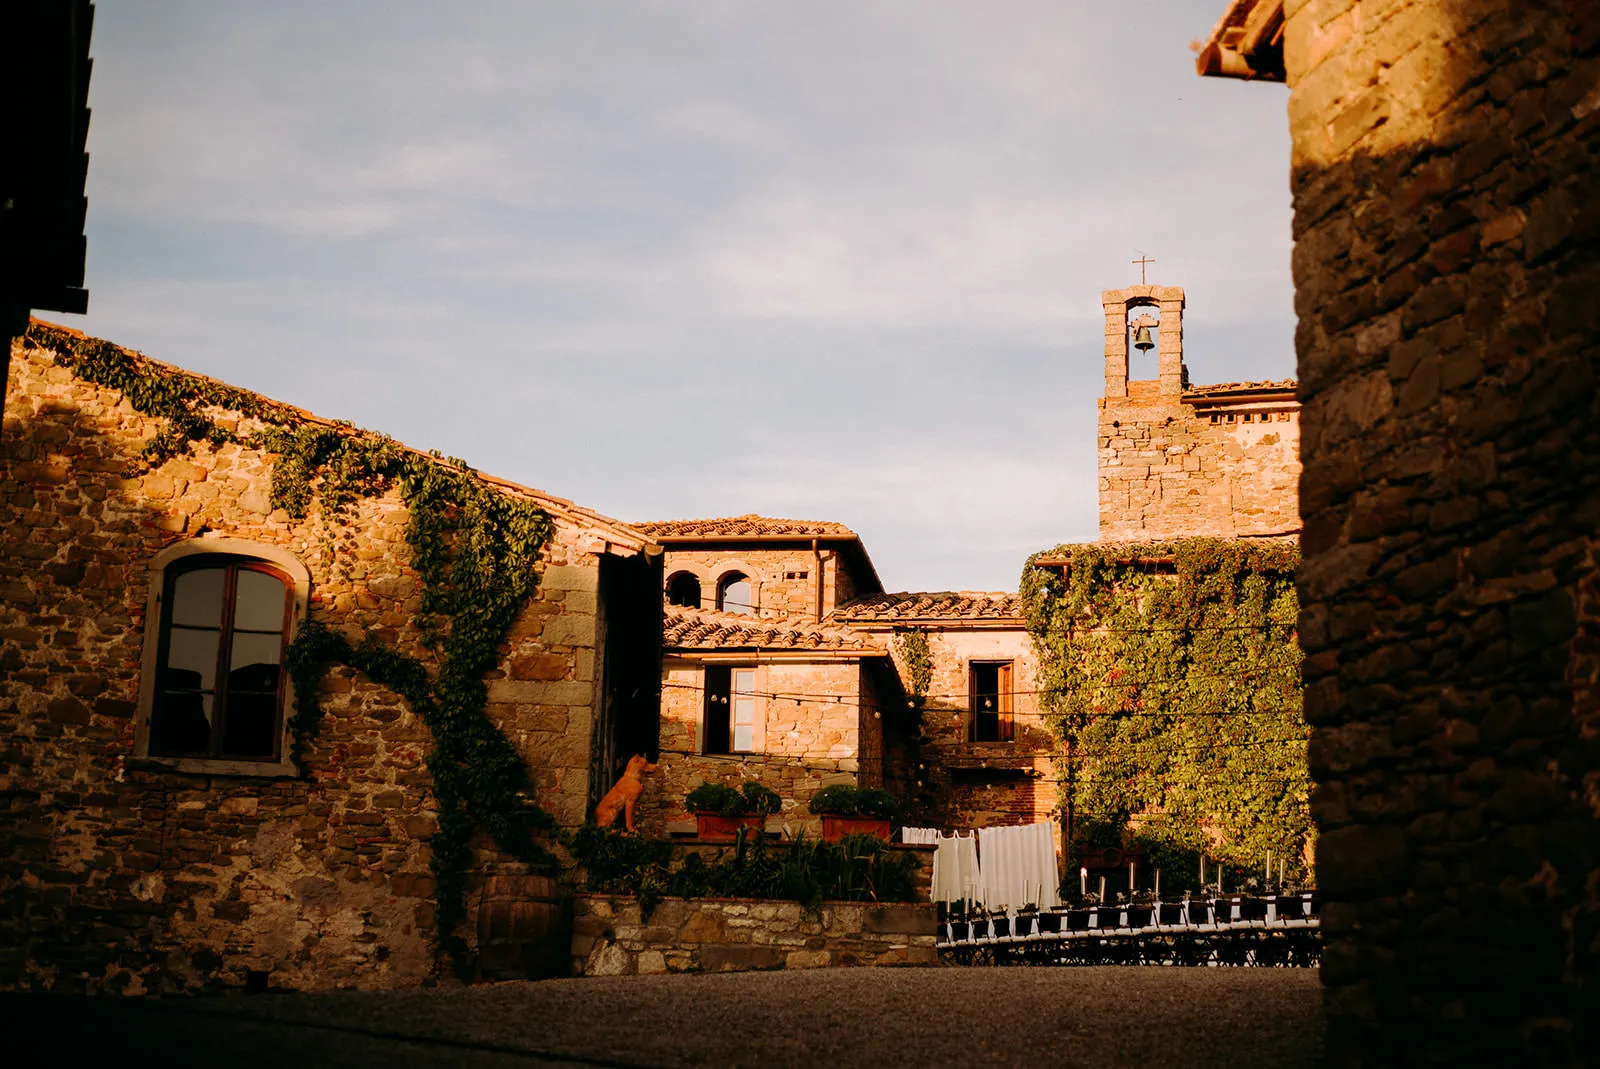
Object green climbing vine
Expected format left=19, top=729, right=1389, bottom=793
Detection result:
left=891, top=628, right=936, bottom=823
left=1020, top=538, right=1310, bottom=889
left=893, top=628, right=932, bottom=709
left=24, top=323, right=558, bottom=967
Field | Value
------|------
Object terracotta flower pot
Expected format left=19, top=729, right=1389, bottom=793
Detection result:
left=694, top=812, right=763, bottom=842
left=821, top=815, right=893, bottom=843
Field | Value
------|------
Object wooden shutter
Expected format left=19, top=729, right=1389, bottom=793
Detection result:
left=997, top=662, right=1014, bottom=741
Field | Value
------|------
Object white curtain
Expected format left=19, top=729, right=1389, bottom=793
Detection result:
left=976, top=822, right=1060, bottom=911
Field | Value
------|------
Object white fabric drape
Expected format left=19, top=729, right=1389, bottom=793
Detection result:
left=930, top=831, right=981, bottom=904
left=976, top=822, right=1060, bottom=911
left=920, top=823, right=1057, bottom=909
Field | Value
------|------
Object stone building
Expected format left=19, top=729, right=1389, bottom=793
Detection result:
left=0, top=324, right=661, bottom=993
left=637, top=605, right=904, bottom=836
left=634, top=516, right=1052, bottom=838
left=1098, top=283, right=1301, bottom=542
left=831, top=593, right=1049, bottom=829
left=629, top=517, right=911, bottom=834
left=1199, top=0, right=1598, bottom=1063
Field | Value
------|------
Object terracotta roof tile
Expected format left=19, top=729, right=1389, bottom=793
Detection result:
left=830, top=591, right=1025, bottom=623
left=1184, top=379, right=1298, bottom=397
left=635, top=515, right=857, bottom=539
left=663, top=606, right=883, bottom=653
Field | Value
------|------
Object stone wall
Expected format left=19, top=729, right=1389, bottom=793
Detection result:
left=1277, top=0, right=1599, bottom=1063
left=659, top=546, right=861, bottom=621
left=1098, top=390, right=1301, bottom=542
left=571, top=894, right=937, bottom=975
left=0, top=335, right=633, bottom=993
left=637, top=658, right=872, bottom=835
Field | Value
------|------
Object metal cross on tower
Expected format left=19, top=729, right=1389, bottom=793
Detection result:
left=1133, top=255, right=1155, bottom=284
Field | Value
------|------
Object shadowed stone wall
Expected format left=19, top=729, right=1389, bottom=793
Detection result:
left=1279, top=0, right=1599, bottom=1063
left=0, top=335, right=633, bottom=993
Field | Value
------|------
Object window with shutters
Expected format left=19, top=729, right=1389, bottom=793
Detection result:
left=968, top=661, right=1014, bottom=743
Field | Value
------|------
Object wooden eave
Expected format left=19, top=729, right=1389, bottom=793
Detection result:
left=1195, top=0, right=1286, bottom=82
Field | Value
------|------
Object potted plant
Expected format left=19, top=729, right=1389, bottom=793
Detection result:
left=685, top=781, right=782, bottom=842
left=808, top=784, right=899, bottom=842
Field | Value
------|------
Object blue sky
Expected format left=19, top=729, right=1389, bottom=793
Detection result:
left=65, top=1, right=1293, bottom=592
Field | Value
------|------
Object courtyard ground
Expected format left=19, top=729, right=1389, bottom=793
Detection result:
left=3, top=966, right=1322, bottom=1068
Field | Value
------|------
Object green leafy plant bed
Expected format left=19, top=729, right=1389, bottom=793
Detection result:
left=1021, top=538, right=1310, bottom=893
left=807, top=785, right=900, bottom=842
left=570, top=825, right=920, bottom=919
left=685, top=782, right=782, bottom=841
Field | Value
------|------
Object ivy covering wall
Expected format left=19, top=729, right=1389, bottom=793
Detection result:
left=1020, top=539, right=1309, bottom=888
left=22, top=324, right=559, bottom=969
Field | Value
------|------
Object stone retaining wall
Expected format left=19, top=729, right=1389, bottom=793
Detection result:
left=571, top=894, right=938, bottom=975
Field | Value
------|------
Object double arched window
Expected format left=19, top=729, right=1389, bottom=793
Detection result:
left=137, top=540, right=309, bottom=771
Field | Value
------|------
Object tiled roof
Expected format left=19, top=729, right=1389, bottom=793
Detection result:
left=1184, top=379, right=1298, bottom=397
left=634, top=515, right=857, bottom=539
left=663, top=606, right=884, bottom=653
left=831, top=591, right=1026, bottom=623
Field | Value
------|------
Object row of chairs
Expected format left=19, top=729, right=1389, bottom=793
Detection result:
left=938, top=893, right=1320, bottom=948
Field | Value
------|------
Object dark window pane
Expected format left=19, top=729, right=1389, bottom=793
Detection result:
left=703, top=666, right=731, bottom=755
left=666, top=573, right=701, bottom=608
left=221, top=690, right=279, bottom=758
left=150, top=690, right=213, bottom=754
left=165, top=628, right=220, bottom=691
left=230, top=631, right=283, bottom=678
left=170, top=568, right=225, bottom=627
left=233, top=569, right=287, bottom=631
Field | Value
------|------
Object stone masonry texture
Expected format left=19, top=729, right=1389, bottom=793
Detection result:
left=0, top=337, right=631, bottom=993
left=1278, top=0, right=1600, bottom=1064
left=570, top=893, right=938, bottom=976
left=1098, top=284, right=1302, bottom=542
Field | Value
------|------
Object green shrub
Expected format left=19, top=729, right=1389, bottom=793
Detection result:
left=740, top=781, right=782, bottom=817
left=686, top=781, right=783, bottom=818
left=570, top=826, right=920, bottom=919
left=685, top=782, right=746, bottom=817
left=807, top=784, right=900, bottom=819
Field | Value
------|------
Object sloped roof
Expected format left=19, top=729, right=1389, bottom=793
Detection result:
left=663, top=606, right=884, bottom=654
left=831, top=591, right=1026, bottom=624
left=634, top=515, right=857, bottom=539
left=22, top=321, right=653, bottom=553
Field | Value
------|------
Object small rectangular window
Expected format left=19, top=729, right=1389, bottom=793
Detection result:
left=969, top=661, right=1014, bottom=743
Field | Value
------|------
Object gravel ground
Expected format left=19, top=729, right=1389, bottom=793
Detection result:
left=4, top=966, right=1323, bottom=1069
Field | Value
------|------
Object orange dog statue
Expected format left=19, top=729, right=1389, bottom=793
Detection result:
left=594, top=754, right=658, bottom=833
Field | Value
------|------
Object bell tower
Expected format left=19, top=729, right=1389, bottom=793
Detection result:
left=1102, top=284, right=1186, bottom=398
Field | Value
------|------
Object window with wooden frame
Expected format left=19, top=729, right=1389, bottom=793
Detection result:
left=969, top=661, right=1014, bottom=743
left=147, top=556, right=294, bottom=761
left=702, top=665, right=758, bottom=754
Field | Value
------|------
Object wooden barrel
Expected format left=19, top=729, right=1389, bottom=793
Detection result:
left=477, top=873, right=570, bottom=980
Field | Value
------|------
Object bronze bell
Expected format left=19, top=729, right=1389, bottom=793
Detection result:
left=1132, top=322, right=1155, bottom=352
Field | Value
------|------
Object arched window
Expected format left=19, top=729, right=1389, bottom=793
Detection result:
left=716, top=572, right=753, bottom=615
left=666, top=572, right=702, bottom=608
left=147, top=553, right=295, bottom=761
